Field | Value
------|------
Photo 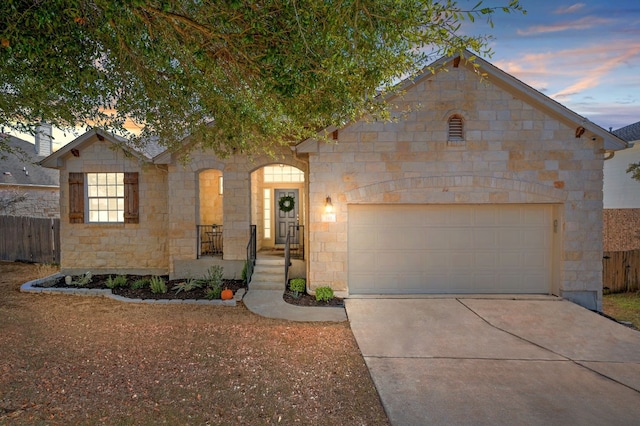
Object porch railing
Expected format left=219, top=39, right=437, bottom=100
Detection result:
left=197, top=225, right=223, bottom=258
left=246, top=225, right=257, bottom=284
left=284, top=224, right=304, bottom=286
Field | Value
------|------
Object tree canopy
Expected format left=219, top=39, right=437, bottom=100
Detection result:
left=1, top=0, right=524, bottom=156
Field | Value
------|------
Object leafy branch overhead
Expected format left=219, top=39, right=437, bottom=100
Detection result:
left=0, top=0, right=524, bottom=155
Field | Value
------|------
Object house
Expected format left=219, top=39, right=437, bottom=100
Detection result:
left=0, top=124, right=60, bottom=218
left=40, top=52, right=628, bottom=311
left=603, top=121, right=640, bottom=251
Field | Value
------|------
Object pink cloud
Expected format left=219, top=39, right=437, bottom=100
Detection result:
left=517, top=16, right=613, bottom=35
left=554, top=3, right=586, bottom=14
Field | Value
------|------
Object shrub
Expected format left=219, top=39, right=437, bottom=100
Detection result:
left=106, top=275, right=128, bottom=289
left=201, top=265, right=224, bottom=289
left=172, top=277, right=202, bottom=294
left=241, top=261, right=249, bottom=284
left=149, top=276, right=167, bottom=294
left=315, top=286, right=334, bottom=303
left=205, top=286, right=222, bottom=300
left=130, top=278, right=149, bottom=290
left=71, top=271, right=92, bottom=287
left=289, top=278, right=306, bottom=298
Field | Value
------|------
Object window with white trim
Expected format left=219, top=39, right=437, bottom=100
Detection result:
left=87, top=172, right=124, bottom=222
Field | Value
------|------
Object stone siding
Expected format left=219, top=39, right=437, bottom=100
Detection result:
left=0, top=186, right=59, bottom=218
left=301, top=63, right=604, bottom=309
left=60, top=138, right=169, bottom=275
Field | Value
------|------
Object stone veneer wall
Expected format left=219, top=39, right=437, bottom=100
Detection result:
left=60, top=138, right=169, bottom=275
left=0, top=186, right=59, bottom=218
left=302, top=63, right=605, bottom=310
left=603, top=209, right=640, bottom=251
left=167, top=147, right=307, bottom=273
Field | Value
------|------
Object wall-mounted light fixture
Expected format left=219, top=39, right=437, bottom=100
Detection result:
left=325, top=196, right=333, bottom=213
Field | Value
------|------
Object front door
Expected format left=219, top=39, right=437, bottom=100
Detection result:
left=275, top=189, right=299, bottom=244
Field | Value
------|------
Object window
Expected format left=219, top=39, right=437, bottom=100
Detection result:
left=263, top=188, right=271, bottom=239
left=68, top=172, right=139, bottom=224
left=448, top=115, right=464, bottom=142
left=263, top=165, right=304, bottom=183
left=88, top=173, right=124, bottom=222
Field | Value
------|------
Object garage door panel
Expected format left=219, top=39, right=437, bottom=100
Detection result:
left=349, top=204, right=553, bottom=294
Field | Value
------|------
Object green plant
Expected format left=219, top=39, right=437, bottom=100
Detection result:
left=241, top=261, right=249, bottom=284
left=289, top=278, right=306, bottom=298
left=71, top=271, right=92, bottom=287
left=130, top=278, right=149, bottom=290
left=205, top=286, right=222, bottom=300
left=149, top=276, right=167, bottom=294
left=315, top=286, right=334, bottom=303
left=106, top=275, right=128, bottom=289
left=201, top=265, right=224, bottom=289
left=172, top=277, right=202, bottom=294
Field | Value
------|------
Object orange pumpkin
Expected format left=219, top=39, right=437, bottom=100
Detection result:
left=221, top=288, right=233, bottom=300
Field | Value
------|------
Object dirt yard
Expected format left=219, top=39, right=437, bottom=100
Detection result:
left=0, top=262, right=389, bottom=425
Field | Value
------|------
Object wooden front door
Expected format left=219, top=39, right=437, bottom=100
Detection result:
left=275, top=189, right=299, bottom=244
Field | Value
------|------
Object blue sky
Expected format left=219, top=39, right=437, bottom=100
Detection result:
left=465, top=0, right=640, bottom=130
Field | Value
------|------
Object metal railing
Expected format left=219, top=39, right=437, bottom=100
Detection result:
left=284, top=224, right=304, bottom=285
left=246, top=225, right=257, bottom=284
left=196, top=225, right=223, bottom=258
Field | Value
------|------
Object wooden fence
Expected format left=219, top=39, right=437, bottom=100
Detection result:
left=603, top=250, right=640, bottom=293
left=0, top=215, right=60, bottom=264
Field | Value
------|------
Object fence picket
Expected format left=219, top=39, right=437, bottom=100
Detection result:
left=0, top=215, right=60, bottom=264
left=603, top=250, right=640, bottom=293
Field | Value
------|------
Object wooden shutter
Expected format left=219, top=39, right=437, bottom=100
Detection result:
left=68, top=172, right=84, bottom=223
left=124, top=172, right=139, bottom=224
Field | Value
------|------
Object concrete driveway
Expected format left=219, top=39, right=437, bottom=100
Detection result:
left=345, top=297, right=640, bottom=425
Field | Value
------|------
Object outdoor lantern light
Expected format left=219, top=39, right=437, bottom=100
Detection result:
left=325, top=196, right=333, bottom=213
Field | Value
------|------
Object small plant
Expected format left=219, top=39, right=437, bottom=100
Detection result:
left=241, top=261, right=249, bottom=284
left=71, top=271, right=92, bottom=287
left=149, top=276, right=167, bottom=294
left=315, top=286, right=334, bottom=303
left=289, top=278, right=306, bottom=298
left=201, top=265, right=224, bottom=289
left=130, top=278, right=149, bottom=290
left=172, top=277, right=202, bottom=294
left=205, top=286, right=222, bottom=300
left=106, top=275, right=128, bottom=289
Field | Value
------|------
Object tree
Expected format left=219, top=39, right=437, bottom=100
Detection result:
left=0, top=0, right=524, bottom=156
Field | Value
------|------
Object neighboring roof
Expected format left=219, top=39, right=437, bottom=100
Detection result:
left=39, top=128, right=166, bottom=169
left=0, top=134, right=59, bottom=187
left=613, top=121, right=640, bottom=142
left=297, top=51, right=628, bottom=153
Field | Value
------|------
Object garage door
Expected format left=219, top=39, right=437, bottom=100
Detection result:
left=348, top=204, right=553, bottom=294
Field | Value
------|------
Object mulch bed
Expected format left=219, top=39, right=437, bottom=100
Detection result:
left=41, top=274, right=245, bottom=300
left=40, top=274, right=344, bottom=307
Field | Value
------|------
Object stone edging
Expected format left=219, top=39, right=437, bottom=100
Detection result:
left=20, top=273, right=244, bottom=306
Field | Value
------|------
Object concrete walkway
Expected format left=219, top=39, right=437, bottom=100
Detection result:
left=346, top=297, right=640, bottom=426
left=242, top=288, right=347, bottom=322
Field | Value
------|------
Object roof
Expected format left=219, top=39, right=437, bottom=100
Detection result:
left=39, top=128, right=166, bottom=169
left=297, top=51, right=628, bottom=153
left=613, top=121, right=640, bottom=142
left=0, top=134, right=59, bottom=187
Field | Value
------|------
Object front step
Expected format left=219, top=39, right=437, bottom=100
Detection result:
left=250, top=258, right=286, bottom=290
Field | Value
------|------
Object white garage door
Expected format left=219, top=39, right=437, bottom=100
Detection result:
left=348, top=204, right=553, bottom=294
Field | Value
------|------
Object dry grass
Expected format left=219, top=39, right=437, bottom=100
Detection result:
left=0, top=261, right=389, bottom=425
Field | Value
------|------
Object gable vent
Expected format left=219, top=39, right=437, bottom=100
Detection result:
left=448, top=115, right=464, bottom=141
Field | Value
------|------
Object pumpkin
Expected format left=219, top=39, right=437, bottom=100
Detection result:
left=221, top=288, right=233, bottom=300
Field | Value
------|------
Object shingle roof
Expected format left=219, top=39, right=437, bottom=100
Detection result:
left=0, top=134, right=59, bottom=186
left=613, top=121, right=640, bottom=142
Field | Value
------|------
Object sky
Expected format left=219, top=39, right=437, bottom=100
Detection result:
left=465, top=0, right=640, bottom=131
left=8, top=0, right=640, bottom=148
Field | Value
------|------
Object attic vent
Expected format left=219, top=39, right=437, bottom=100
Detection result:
left=448, top=115, right=464, bottom=141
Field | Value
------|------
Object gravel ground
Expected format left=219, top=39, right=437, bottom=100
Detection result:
left=0, top=261, right=389, bottom=425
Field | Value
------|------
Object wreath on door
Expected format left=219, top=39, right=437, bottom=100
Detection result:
left=278, top=195, right=295, bottom=212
